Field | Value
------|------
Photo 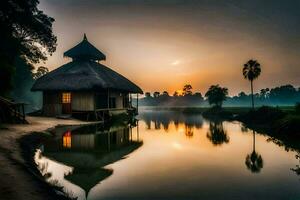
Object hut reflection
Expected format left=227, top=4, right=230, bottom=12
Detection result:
left=35, top=122, right=142, bottom=200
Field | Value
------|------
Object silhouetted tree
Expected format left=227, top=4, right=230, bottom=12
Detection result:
left=183, top=84, right=192, bottom=96
left=173, top=91, right=179, bottom=97
left=205, top=85, right=228, bottom=107
left=243, top=59, right=261, bottom=109
left=145, top=92, right=151, bottom=98
left=0, top=0, right=57, bottom=96
left=33, top=66, right=49, bottom=80
left=162, top=91, right=169, bottom=96
left=153, top=91, right=160, bottom=98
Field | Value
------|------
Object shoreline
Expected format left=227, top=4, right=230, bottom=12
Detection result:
left=0, top=116, right=91, bottom=200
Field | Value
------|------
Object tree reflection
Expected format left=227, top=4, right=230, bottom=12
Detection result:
left=206, top=121, right=229, bottom=145
left=139, top=111, right=203, bottom=133
left=185, top=124, right=194, bottom=138
left=245, top=131, right=263, bottom=173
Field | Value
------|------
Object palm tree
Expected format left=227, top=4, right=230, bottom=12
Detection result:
left=245, top=131, right=263, bottom=173
left=243, top=59, right=261, bottom=109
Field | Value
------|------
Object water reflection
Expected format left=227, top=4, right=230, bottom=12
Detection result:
left=245, top=131, right=264, bottom=173
left=32, top=111, right=300, bottom=200
left=34, top=122, right=142, bottom=200
left=206, top=121, right=229, bottom=145
left=138, top=111, right=203, bottom=138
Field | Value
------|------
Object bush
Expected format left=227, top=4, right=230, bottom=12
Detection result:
left=295, top=102, right=300, bottom=114
left=203, top=106, right=233, bottom=120
left=238, top=106, right=285, bottom=125
left=275, top=115, right=300, bottom=135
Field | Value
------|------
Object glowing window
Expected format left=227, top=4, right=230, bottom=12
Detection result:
left=63, top=131, right=72, bottom=148
left=62, top=93, right=71, bottom=103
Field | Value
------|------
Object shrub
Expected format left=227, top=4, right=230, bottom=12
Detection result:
left=275, top=115, right=300, bottom=136
left=295, top=102, right=300, bottom=114
left=238, top=106, right=285, bottom=124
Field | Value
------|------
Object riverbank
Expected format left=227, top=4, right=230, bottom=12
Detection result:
left=0, top=116, right=90, bottom=200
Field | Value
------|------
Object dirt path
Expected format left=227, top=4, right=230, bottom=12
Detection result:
left=0, top=117, right=90, bottom=200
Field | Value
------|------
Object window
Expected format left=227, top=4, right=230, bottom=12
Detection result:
left=62, top=92, right=71, bottom=103
left=63, top=131, right=72, bottom=148
left=109, top=97, right=116, bottom=108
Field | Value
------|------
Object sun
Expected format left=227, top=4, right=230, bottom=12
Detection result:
left=176, top=90, right=183, bottom=96
left=171, top=60, right=180, bottom=65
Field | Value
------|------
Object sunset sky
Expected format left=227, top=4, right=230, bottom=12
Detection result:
left=38, top=0, right=300, bottom=96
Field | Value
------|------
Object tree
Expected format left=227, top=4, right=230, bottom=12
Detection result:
left=33, top=66, right=49, bottom=80
left=0, top=0, right=57, bottom=96
left=162, top=91, right=169, bottom=96
left=243, top=59, right=261, bottom=109
left=153, top=91, right=160, bottom=98
left=173, top=91, right=179, bottom=97
left=145, top=92, right=151, bottom=98
left=205, top=85, right=228, bottom=107
left=183, top=84, right=192, bottom=96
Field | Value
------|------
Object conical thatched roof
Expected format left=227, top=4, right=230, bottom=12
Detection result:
left=31, top=35, right=143, bottom=94
left=64, top=34, right=106, bottom=61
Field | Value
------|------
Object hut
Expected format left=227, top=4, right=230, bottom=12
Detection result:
left=32, top=34, right=143, bottom=120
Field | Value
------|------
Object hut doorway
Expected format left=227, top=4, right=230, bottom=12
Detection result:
left=62, top=92, right=72, bottom=114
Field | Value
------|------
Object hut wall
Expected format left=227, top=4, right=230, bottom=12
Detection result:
left=110, top=92, right=124, bottom=108
left=43, top=92, right=62, bottom=116
left=72, top=92, right=95, bottom=111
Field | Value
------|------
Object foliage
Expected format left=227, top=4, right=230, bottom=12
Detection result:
left=202, top=106, right=233, bottom=120
left=0, top=0, right=57, bottom=95
left=153, top=91, right=160, bottom=98
left=33, top=66, right=49, bottom=80
left=227, top=84, right=300, bottom=106
left=242, top=60, right=261, bottom=81
left=274, top=115, right=300, bottom=135
left=242, top=59, right=261, bottom=109
left=238, top=106, right=285, bottom=125
left=183, top=84, right=192, bottom=96
left=205, top=85, right=228, bottom=107
left=296, top=102, right=300, bottom=114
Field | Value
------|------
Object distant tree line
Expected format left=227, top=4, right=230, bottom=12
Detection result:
left=138, top=84, right=300, bottom=107
left=140, top=84, right=204, bottom=107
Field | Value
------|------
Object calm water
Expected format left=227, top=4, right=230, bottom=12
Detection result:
left=34, top=111, right=300, bottom=200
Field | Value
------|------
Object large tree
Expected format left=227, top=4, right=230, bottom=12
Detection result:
left=0, top=0, right=57, bottom=96
left=243, top=59, right=261, bottom=109
left=205, top=85, right=228, bottom=107
left=183, top=84, right=193, bottom=96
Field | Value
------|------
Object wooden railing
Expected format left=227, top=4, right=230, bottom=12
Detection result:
left=0, top=96, right=27, bottom=123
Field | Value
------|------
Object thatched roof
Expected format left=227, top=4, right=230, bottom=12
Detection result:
left=32, top=35, right=143, bottom=94
left=64, top=34, right=106, bottom=61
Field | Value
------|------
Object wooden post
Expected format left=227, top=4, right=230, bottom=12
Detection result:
left=136, top=94, right=139, bottom=114
left=137, top=120, right=139, bottom=141
left=107, top=89, right=110, bottom=109
left=107, top=132, right=111, bottom=151
left=22, top=104, right=25, bottom=123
